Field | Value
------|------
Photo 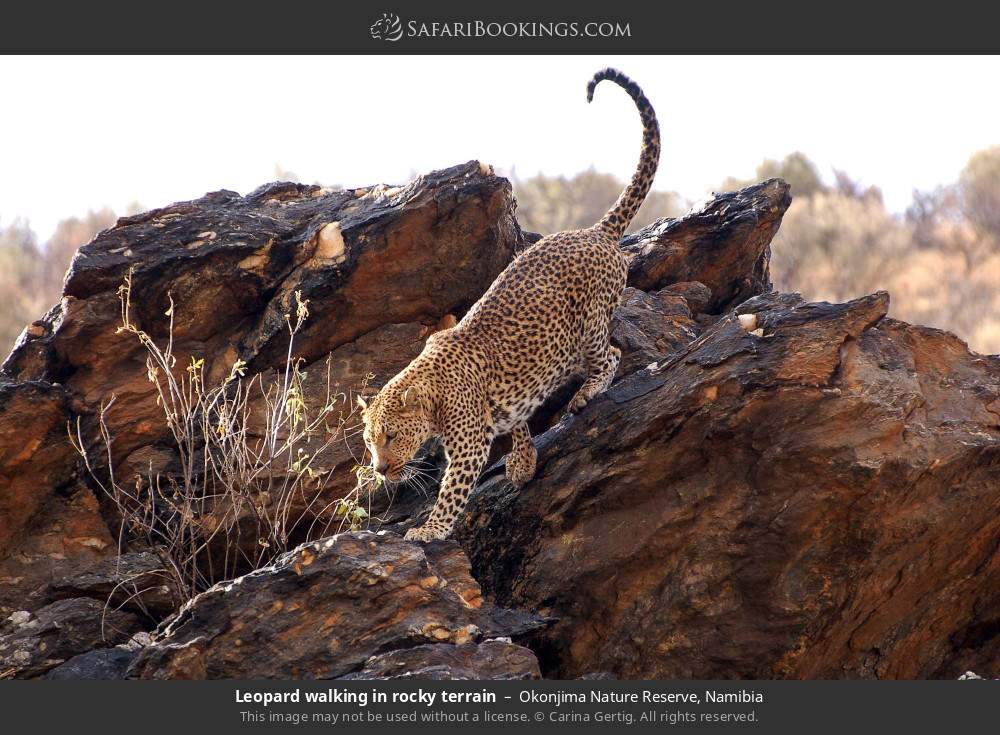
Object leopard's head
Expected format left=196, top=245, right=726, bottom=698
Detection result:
left=358, top=382, right=434, bottom=483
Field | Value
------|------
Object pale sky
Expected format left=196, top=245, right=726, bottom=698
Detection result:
left=3, top=55, right=999, bottom=242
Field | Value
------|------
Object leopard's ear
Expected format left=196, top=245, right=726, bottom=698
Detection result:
left=400, top=384, right=430, bottom=414
left=400, top=386, right=417, bottom=409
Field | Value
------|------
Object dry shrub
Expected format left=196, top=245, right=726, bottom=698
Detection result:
left=70, top=270, right=379, bottom=604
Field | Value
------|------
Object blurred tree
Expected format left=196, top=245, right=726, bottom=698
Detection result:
left=757, top=152, right=826, bottom=198
left=720, top=152, right=827, bottom=198
left=513, top=168, right=684, bottom=235
left=907, top=185, right=963, bottom=247
left=0, top=220, right=45, bottom=358
left=959, top=146, right=1000, bottom=240
left=832, top=169, right=883, bottom=204
left=273, top=163, right=300, bottom=182
left=43, top=208, right=116, bottom=286
left=770, top=191, right=912, bottom=302
left=0, top=210, right=118, bottom=361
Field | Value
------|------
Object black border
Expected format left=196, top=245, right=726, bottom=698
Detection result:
left=3, top=1, right=996, bottom=54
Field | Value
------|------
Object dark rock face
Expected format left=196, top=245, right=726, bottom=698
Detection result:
left=43, top=647, right=138, bottom=680
left=49, top=552, right=176, bottom=618
left=127, top=533, right=546, bottom=679
left=458, top=291, right=1000, bottom=679
left=0, top=597, right=143, bottom=678
left=622, top=178, right=789, bottom=313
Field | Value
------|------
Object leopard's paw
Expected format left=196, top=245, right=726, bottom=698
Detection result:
left=404, top=524, right=449, bottom=542
left=505, top=451, right=537, bottom=489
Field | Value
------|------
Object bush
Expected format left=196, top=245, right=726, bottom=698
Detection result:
left=70, top=270, right=376, bottom=604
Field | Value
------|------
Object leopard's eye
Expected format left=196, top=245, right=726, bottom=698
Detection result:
left=385, top=431, right=397, bottom=443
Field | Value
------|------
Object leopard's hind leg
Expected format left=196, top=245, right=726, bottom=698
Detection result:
left=567, top=294, right=621, bottom=413
left=567, top=340, right=620, bottom=413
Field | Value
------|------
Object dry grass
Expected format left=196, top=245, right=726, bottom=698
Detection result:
left=69, top=269, right=380, bottom=604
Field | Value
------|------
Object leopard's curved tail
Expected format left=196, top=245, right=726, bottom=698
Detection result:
left=586, top=68, right=661, bottom=240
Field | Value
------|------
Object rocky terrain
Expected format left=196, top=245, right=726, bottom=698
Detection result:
left=0, top=162, right=997, bottom=680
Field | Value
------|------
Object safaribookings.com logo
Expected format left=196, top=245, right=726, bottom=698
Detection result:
left=370, top=13, right=404, bottom=41
left=369, top=13, right=631, bottom=42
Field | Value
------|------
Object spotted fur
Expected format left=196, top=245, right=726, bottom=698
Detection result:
left=361, top=68, right=661, bottom=541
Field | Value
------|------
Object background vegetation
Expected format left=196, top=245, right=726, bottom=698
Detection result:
left=2, top=149, right=999, bottom=357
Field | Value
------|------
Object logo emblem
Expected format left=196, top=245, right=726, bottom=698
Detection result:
left=370, top=13, right=403, bottom=41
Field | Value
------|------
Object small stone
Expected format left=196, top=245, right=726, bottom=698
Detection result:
left=7, top=611, right=31, bottom=627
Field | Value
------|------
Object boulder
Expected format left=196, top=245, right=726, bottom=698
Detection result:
left=127, top=532, right=546, bottom=679
left=0, top=378, right=116, bottom=619
left=458, top=291, right=1000, bottom=679
left=0, top=162, right=522, bottom=618
left=0, top=597, right=143, bottom=678
left=0, top=381, right=79, bottom=557
left=611, top=285, right=702, bottom=377
left=622, top=178, right=789, bottom=313
left=3, top=161, right=520, bottom=472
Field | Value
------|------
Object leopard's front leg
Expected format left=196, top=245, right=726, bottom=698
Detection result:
left=505, top=422, right=536, bottom=488
left=404, top=424, right=492, bottom=542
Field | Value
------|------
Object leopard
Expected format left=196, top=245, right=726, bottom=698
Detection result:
left=359, top=68, right=661, bottom=541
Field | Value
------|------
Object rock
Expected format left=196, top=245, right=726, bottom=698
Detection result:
left=5, top=162, right=995, bottom=683
left=0, top=169, right=785, bottom=631
left=622, top=178, right=790, bottom=313
left=43, top=647, right=137, bottom=680
left=0, top=597, right=143, bottom=678
left=611, top=286, right=700, bottom=377
left=128, top=532, right=546, bottom=679
left=3, top=162, right=520, bottom=471
left=0, top=381, right=79, bottom=556
left=0, top=480, right=116, bottom=619
left=458, top=290, right=1000, bottom=679
left=339, top=639, right=540, bottom=680
left=49, top=551, right=176, bottom=617
left=0, top=162, right=523, bottom=620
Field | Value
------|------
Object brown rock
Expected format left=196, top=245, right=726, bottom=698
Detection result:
left=0, top=482, right=117, bottom=618
left=0, top=162, right=523, bottom=616
left=459, top=291, right=1000, bottom=679
left=3, top=162, right=521, bottom=470
left=128, top=533, right=546, bottom=679
left=0, top=381, right=77, bottom=556
left=49, top=551, right=176, bottom=618
left=0, top=379, right=117, bottom=619
left=11, top=164, right=994, bottom=683
left=611, top=286, right=700, bottom=377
